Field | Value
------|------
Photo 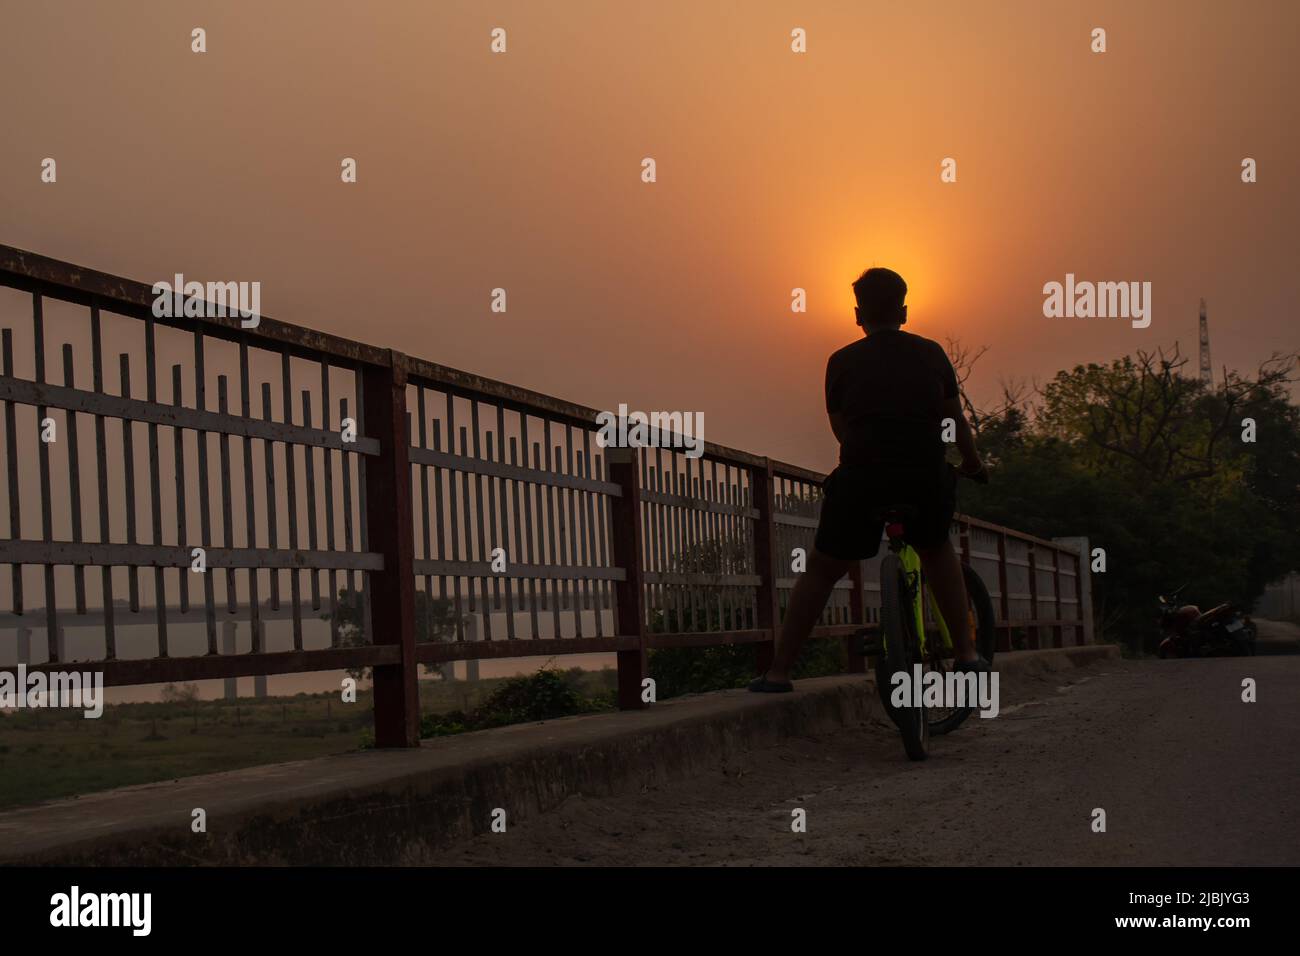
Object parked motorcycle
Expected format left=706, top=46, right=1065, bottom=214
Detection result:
left=1157, top=585, right=1257, bottom=658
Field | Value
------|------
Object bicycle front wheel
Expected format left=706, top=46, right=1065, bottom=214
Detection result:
left=876, top=553, right=928, bottom=761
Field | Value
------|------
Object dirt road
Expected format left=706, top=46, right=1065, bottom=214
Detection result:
left=442, top=653, right=1298, bottom=865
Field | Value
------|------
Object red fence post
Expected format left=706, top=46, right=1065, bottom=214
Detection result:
left=362, top=351, right=419, bottom=747
left=1074, top=550, right=1086, bottom=644
left=949, top=518, right=973, bottom=660
left=608, top=446, right=647, bottom=709
left=751, top=462, right=780, bottom=675
left=996, top=531, right=1011, bottom=653
left=1051, top=548, right=1063, bottom=647
left=1027, top=544, right=1040, bottom=650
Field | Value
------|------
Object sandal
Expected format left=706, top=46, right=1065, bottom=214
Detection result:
left=747, top=676, right=794, bottom=693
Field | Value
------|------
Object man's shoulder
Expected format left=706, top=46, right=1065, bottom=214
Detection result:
left=828, top=337, right=871, bottom=366
left=899, top=329, right=944, bottom=351
left=898, top=331, right=953, bottom=367
left=827, top=331, right=949, bottom=366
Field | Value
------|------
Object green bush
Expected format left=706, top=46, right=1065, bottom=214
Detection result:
left=648, top=636, right=847, bottom=700
left=647, top=644, right=753, bottom=699
left=419, top=667, right=613, bottom=738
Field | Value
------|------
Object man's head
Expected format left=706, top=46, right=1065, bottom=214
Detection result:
left=852, top=267, right=907, bottom=331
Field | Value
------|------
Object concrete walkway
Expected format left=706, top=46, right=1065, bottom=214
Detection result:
left=0, top=645, right=1118, bottom=865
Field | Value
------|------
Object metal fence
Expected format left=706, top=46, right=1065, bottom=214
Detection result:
left=0, top=244, right=1089, bottom=746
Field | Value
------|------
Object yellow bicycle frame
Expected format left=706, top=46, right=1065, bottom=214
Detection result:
left=897, top=543, right=953, bottom=655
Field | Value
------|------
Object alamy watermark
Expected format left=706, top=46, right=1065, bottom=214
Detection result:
left=1042, top=273, right=1151, bottom=328
left=0, top=665, right=104, bottom=718
left=152, top=273, right=261, bottom=328
left=50, top=886, right=151, bottom=936
left=889, top=664, right=1000, bottom=718
left=595, top=404, right=704, bottom=458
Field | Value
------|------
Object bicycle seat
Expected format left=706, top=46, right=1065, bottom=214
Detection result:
left=882, top=504, right=918, bottom=539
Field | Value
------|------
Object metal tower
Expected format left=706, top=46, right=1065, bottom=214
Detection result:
left=1198, top=298, right=1211, bottom=383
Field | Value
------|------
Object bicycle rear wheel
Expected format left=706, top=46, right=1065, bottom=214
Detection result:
left=927, top=563, right=997, bottom=736
left=876, top=554, right=928, bottom=761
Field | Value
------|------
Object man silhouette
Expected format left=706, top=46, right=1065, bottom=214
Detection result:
left=751, top=267, right=988, bottom=692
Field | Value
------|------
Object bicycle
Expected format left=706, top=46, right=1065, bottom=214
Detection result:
left=852, top=467, right=997, bottom=761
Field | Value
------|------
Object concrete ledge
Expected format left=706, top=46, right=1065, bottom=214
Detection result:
left=0, top=644, right=1118, bottom=865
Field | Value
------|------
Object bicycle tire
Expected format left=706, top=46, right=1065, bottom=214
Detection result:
left=927, top=563, right=997, bottom=736
left=876, top=554, right=928, bottom=761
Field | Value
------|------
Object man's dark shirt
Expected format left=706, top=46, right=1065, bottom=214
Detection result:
left=824, top=328, right=959, bottom=469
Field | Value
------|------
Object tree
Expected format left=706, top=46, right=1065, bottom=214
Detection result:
left=327, top=587, right=466, bottom=681
left=945, top=334, right=1032, bottom=451
left=160, top=682, right=200, bottom=704
left=948, top=339, right=1299, bottom=651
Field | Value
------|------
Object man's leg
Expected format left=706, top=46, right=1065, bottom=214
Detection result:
left=764, top=547, right=854, bottom=683
left=914, top=538, right=977, bottom=662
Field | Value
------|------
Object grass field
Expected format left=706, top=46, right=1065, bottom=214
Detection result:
left=0, top=666, right=618, bottom=811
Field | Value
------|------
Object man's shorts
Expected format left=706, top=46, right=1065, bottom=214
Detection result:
left=813, top=462, right=957, bottom=561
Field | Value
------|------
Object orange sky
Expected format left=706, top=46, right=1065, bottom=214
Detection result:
left=3, top=0, right=1297, bottom=472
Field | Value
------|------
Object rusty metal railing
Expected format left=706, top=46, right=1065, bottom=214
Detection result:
left=0, top=244, right=1089, bottom=746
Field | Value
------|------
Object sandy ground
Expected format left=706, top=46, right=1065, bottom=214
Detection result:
left=440, top=649, right=1299, bottom=866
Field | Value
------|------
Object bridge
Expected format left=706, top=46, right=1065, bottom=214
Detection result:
left=0, top=243, right=1090, bottom=750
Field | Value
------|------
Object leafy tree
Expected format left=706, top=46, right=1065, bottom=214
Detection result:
left=160, top=682, right=200, bottom=704
left=327, top=587, right=466, bottom=681
left=949, top=339, right=1299, bottom=652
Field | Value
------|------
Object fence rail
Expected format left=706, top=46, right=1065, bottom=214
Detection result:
left=0, top=244, right=1089, bottom=746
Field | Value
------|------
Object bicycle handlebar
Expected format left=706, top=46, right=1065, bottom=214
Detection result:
left=956, top=462, right=990, bottom=485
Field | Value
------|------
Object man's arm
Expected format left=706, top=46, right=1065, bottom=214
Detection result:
left=825, top=354, right=847, bottom=445
left=828, top=410, right=847, bottom=445
left=941, top=395, right=983, bottom=473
